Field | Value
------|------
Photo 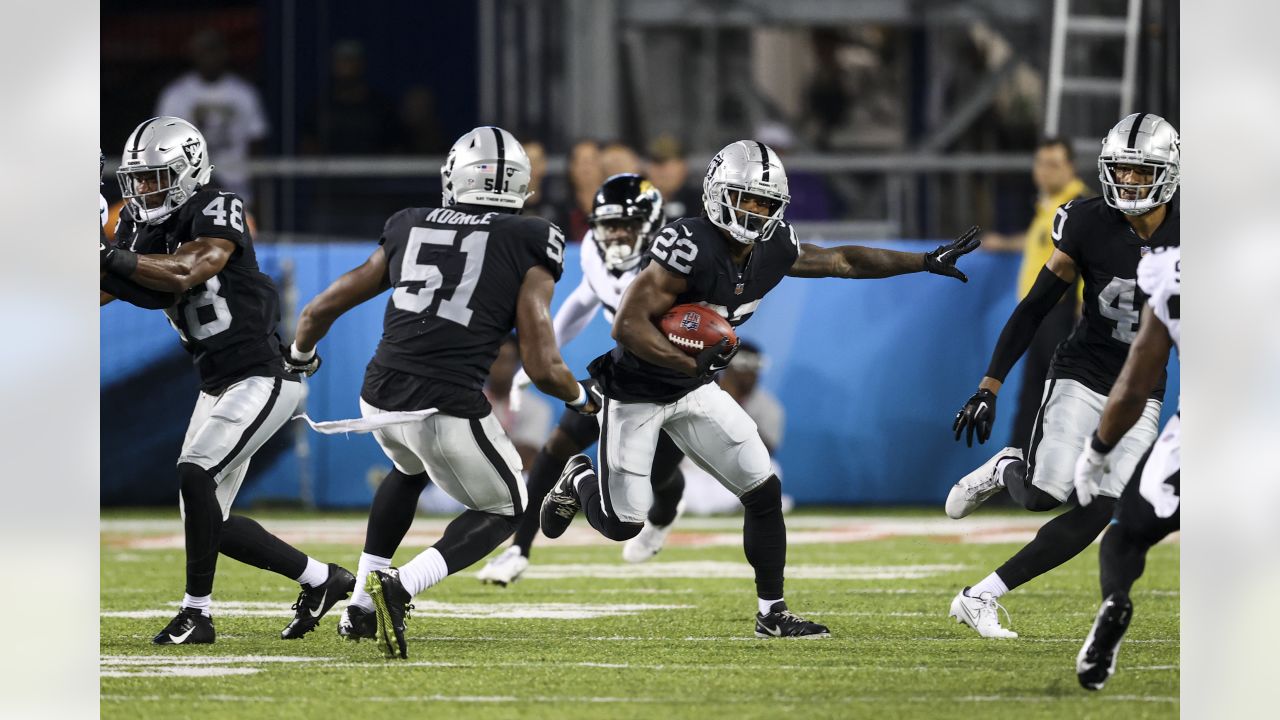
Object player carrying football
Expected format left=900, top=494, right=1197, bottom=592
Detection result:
left=287, top=126, right=600, bottom=659
left=100, top=117, right=355, bottom=645
left=946, top=113, right=1180, bottom=638
left=540, top=139, right=981, bottom=638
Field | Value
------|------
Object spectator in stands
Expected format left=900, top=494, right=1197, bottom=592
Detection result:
left=521, top=140, right=562, bottom=227
left=393, top=85, right=446, bottom=155
left=804, top=30, right=852, bottom=151
left=982, top=137, right=1088, bottom=450
left=754, top=122, right=838, bottom=221
left=562, top=139, right=603, bottom=242
left=680, top=340, right=793, bottom=515
left=600, top=141, right=643, bottom=177
left=303, top=40, right=395, bottom=155
left=155, top=29, right=268, bottom=203
left=645, top=134, right=701, bottom=220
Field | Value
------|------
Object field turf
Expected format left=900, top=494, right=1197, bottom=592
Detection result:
left=101, top=508, right=1178, bottom=719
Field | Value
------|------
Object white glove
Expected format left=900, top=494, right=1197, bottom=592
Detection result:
left=1073, top=438, right=1108, bottom=506
left=508, top=368, right=533, bottom=412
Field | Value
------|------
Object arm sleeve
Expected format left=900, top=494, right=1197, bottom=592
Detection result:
left=984, top=266, right=1072, bottom=382
left=551, top=279, right=602, bottom=347
left=101, top=274, right=178, bottom=310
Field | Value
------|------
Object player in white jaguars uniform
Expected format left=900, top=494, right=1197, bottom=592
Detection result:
left=476, top=173, right=689, bottom=586
left=1073, top=245, right=1180, bottom=690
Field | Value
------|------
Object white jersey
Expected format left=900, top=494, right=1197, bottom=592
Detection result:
left=100, top=193, right=109, bottom=228
left=1137, top=246, right=1180, bottom=353
left=550, top=230, right=640, bottom=346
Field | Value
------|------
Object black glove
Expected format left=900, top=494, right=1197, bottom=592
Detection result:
left=566, top=378, right=603, bottom=416
left=100, top=239, right=138, bottom=277
left=953, top=388, right=997, bottom=447
left=694, top=338, right=739, bottom=378
left=924, top=225, right=982, bottom=282
left=282, top=342, right=322, bottom=377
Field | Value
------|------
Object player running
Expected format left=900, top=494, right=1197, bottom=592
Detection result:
left=100, top=116, right=354, bottom=645
left=1075, top=245, right=1180, bottom=690
left=540, top=139, right=981, bottom=638
left=946, top=113, right=1180, bottom=638
left=476, top=173, right=688, bottom=586
left=287, top=126, right=599, bottom=659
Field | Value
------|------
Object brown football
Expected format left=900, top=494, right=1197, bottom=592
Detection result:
left=658, top=303, right=738, bottom=357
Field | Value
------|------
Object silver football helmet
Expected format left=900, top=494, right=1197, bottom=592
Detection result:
left=117, top=116, right=214, bottom=225
left=702, top=140, right=790, bottom=244
left=1097, top=113, right=1180, bottom=216
left=440, top=126, right=532, bottom=209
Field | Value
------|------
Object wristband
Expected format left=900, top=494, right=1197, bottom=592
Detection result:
left=103, top=247, right=139, bottom=278
left=1089, top=430, right=1115, bottom=455
left=290, top=342, right=316, bottom=361
left=567, top=382, right=588, bottom=409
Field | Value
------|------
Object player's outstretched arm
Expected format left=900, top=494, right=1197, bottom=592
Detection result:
left=1095, top=305, right=1173, bottom=446
left=100, top=236, right=235, bottom=294
left=787, top=226, right=981, bottom=280
left=953, top=250, right=1078, bottom=446
left=294, top=247, right=390, bottom=354
left=612, top=262, right=699, bottom=377
left=516, top=265, right=601, bottom=414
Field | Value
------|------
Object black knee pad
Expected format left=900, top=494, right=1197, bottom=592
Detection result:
left=740, top=476, right=782, bottom=515
left=178, top=462, right=216, bottom=496
left=389, top=468, right=429, bottom=493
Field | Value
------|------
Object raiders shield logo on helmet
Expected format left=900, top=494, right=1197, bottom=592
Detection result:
left=183, top=137, right=203, bottom=166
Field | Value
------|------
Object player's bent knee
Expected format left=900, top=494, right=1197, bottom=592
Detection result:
left=1022, top=489, right=1062, bottom=512
left=740, top=475, right=782, bottom=514
left=600, top=520, right=643, bottom=542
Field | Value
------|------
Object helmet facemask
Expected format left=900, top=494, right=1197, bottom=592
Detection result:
left=117, top=161, right=192, bottom=225
left=708, top=184, right=788, bottom=245
left=591, top=214, right=649, bottom=271
left=1098, top=154, right=1177, bottom=216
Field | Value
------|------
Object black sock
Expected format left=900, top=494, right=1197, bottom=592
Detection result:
left=364, top=469, right=429, bottom=558
left=178, top=463, right=222, bottom=598
left=740, top=476, right=786, bottom=600
left=1099, top=522, right=1151, bottom=601
left=1002, top=460, right=1061, bottom=512
left=512, top=448, right=567, bottom=557
left=433, top=510, right=523, bottom=572
left=647, top=469, right=685, bottom=527
left=996, top=496, right=1117, bottom=590
left=576, top=472, right=643, bottom=541
left=220, top=514, right=308, bottom=581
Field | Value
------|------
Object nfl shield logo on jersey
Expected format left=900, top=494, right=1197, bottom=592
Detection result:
left=680, top=311, right=701, bottom=333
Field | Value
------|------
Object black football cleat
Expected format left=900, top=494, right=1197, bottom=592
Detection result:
left=541, top=454, right=590, bottom=539
left=1077, top=594, right=1133, bottom=690
left=367, top=568, right=413, bottom=660
left=755, top=601, right=831, bottom=639
left=152, top=607, right=216, bottom=645
left=281, top=563, right=356, bottom=640
left=337, top=604, right=377, bottom=641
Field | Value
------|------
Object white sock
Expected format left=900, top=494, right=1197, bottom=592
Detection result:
left=182, top=593, right=212, bottom=616
left=296, top=557, right=329, bottom=588
left=994, top=457, right=1018, bottom=483
left=969, top=572, right=1009, bottom=599
left=350, top=552, right=391, bottom=611
left=398, top=547, right=450, bottom=597
left=758, top=597, right=783, bottom=615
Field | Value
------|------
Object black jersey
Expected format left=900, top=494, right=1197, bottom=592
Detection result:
left=590, top=215, right=800, bottom=403
left=1050, top=195, right=1179, bottom=398
left=362, top=205, right=566, bottom=417
left=116, top=188, right=286, bottom=393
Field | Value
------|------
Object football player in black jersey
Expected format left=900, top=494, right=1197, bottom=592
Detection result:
left=946, top=113, right=1180, bottom=638
left=476, top=173, right=689, bottom=586
left=100, top=117, right=355, bottom=645
left=286, top=126, right=600, bottom=659
left=539, top=139, right=982, bottom=638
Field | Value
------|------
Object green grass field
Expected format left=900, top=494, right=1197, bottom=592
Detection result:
left=101, top=509, right=1178, bottom=719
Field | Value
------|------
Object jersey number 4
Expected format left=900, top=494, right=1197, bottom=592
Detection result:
left=1098, top=277, right=1141, bottom=343
left=392, top=227, right=490, bottom=327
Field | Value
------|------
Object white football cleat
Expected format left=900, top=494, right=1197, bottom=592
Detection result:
left=622, top=500, right=686, bottom=564
left=949, top=587, right=1018, bottom=638
left=475, top=546, right=529, bottom=586
left=945, top=447, right=1022, bottom=519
